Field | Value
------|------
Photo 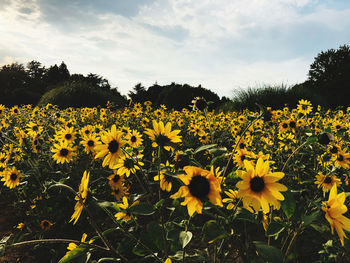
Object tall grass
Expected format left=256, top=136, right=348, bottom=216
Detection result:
left=222, top=84, right=322, bottom=112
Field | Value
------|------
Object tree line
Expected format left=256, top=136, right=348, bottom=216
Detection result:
left=0, top=44, right=349, bottom=110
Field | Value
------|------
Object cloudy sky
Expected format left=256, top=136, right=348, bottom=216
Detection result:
left=1, top=0, right=349, bottom=97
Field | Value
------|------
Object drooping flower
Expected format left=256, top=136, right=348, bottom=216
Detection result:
left=322, top=184, right=350, bottom=246
left=70, top=171, right=90, bottom=225
left=236, top=158, right=287, bottom=214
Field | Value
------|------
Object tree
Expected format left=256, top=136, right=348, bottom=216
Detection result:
left=307, top=45, right=350, bottom=107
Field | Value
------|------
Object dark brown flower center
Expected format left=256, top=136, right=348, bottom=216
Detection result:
left=188, top=175, right=210, bottom=199
left=113, top=174, right=120, bottom=182
left=130, top=136, right=137, bottom=143
left=108, top=140, right=119, bottom=154
left=65, top=134, right=72, bottom=140
left=324, top=177, right=332, bottom=184
left=250, top=177, right=265, bottom=193
left=337, top=155, right=344, bottom=162
left=59, top=148, right=69, bottom=157
left=330, top=146, right=338, bottom=154
left=282, top=123, right=288, bottom=129
left=87, top=140, right=94, bottom=147
left=155, top=134, right=171, bottom=147
left=10, top=173, right=18, bottom=181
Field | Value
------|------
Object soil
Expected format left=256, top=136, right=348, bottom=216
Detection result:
left=0, top=201, right=34, bottom=263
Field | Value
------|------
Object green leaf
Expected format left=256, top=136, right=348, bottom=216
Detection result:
left=97, top=258, right=121, bottom=262
left=254, top=242, right=283, bottom=263
left=154, top=199, right=165, bottom=209
left=58, top=245, right=88, bottom=263
left=132, top=242, right=148, bottom=257
left=194, top=144, right=217, bottom=154
left=306, top=136, right=317, bottom=144
left=202, top=220, right=229, bottom=243
left=235, top=209, right=259, bottom=224
left=129, top=202, right=155, bottom=215
left=147, top=221, right=163, bottom=250
left=179, top=231, right=192, bottom=248
left=266, top=222, right=285, bottom=237
left=302, top=211, right=319, bottom=226
left=281, top=190, right=296, bottom=219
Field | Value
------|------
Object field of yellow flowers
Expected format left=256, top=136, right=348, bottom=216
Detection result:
left=0, top=99, right=350, bottom=263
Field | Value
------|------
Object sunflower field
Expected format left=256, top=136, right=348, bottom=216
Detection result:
left=0, top=99, right=350, bottom=263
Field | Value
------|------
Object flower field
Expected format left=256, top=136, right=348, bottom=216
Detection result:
left=0, top=100, right=350, bottom=263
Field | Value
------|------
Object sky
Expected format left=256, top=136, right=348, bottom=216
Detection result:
left=0, top=0, right=349, bottom=98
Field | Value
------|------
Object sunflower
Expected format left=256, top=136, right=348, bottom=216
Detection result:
left=297, top=99, right=313, bottom=115
left=10, top=106, right=20, bottom=116
left=0, top=104, right=5, bottom=116
left=198, top=132, right=210, bottom=144
left=40, top=220, right=53, bottom=231
left=107, top=172, right=124, bottom=190
left=145, top=120, right=182, bottom=151
left=322, top=184, right=350, bottom=246
left=154, top=161, right=174, bottom=192
left=170, top=166, right=223, bottom=217
left=333, top=149, right=350, bottom=169
left=140, top=117, right=150, bottom=128
left=223, top=189, right=239, bottom=210
left=113, top=153, right=144, bottom=177
left=314, top=172, right=341, bottom=192
left=1, top=166, right=22, bottom=189
left=51, top=141, right=76, bottom=164
left=80, top=125, right=94, bottom=137
left=70, top=170, right=90, bottom=225
left=80, top=134, right=99, bottom=154
left=236, top=158, right=287, bottom=214
left=114, top=197, right=139, bottom=222
left=57, top=126, right=76, bottom=143
left=26, top=122, right=43, bottom=138
left=126, top=130, right=143, bottom=148
left=94, top=125, right=125, bottom=169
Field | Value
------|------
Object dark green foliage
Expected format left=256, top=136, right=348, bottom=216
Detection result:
left=307, top=44, right=350, bottom=108
left=38, top=80, right=126, bottom=108
left=129, top=82, right=224, bottom=110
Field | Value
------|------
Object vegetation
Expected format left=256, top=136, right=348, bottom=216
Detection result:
left=0, top=100, right=349, bottom=262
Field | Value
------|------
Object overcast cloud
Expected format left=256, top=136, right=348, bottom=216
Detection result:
left=0, top=0, right=349, bottom=97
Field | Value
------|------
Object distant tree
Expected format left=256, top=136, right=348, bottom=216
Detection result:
left=128, top=83, right=147, bottom=103
left=44, top=62, right=70, bottom=87
left=307, top=44, right=350, bottom=107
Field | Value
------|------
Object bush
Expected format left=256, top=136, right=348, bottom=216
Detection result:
left=38, top=80, right=126, bottom=108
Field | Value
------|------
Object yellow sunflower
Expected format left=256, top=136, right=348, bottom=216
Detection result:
left=297, top=99, right=313, bottom=115
left=1, top=166, right=22, bottom=189
left=144, top=120, right=182, bottom=151
left=170, top=166, right=223, bottom=217
left=94, top=125, right=125, bottom=169
left=51, top=141, right=76, bottom=164
left=322, top=184, right=350, bottom=246
left=125, top=130, right=143, bottom=148
left=70, top=170, right=90, bottom=225
left=113, top=153, right=144, bottom=177
left=314, top=172, right=341, bottom=192
left=236, top=158, right=287, bottom=214
left=114, top=197, right=139, bottom=222
left=80, top=134, right=99, bottom=154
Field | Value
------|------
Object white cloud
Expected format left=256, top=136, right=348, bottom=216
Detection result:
left=1, top=0, right=349, bottom=98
